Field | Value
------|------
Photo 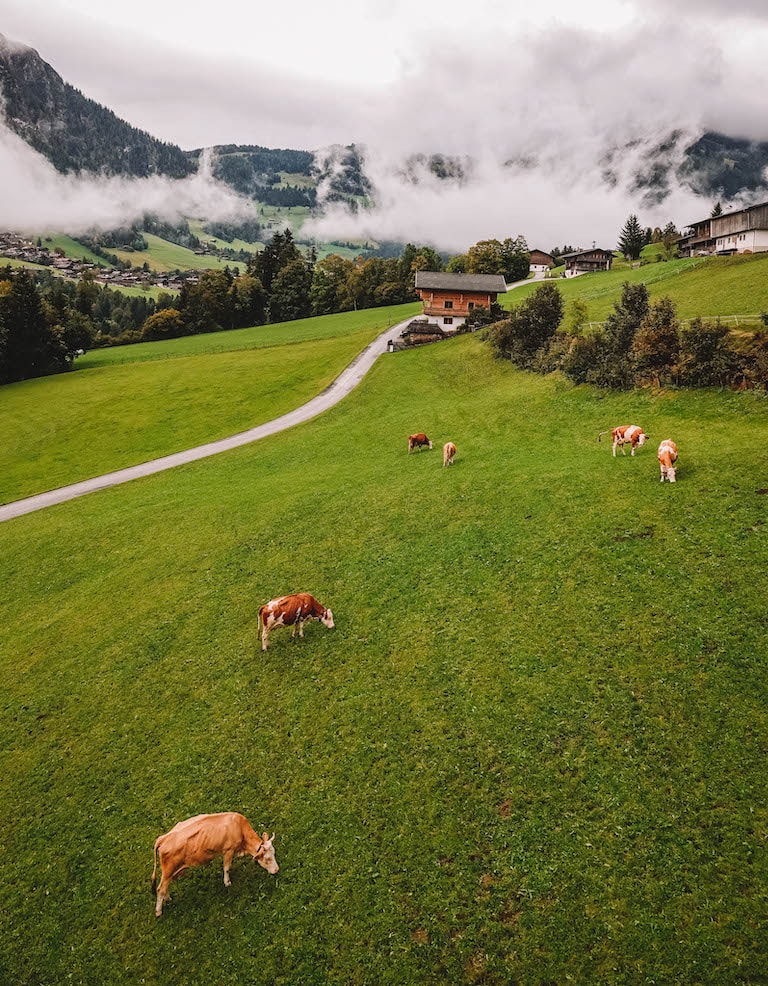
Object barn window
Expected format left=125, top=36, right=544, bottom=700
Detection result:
left=468, top=302, right=475, bottom=310
left=444, top=300, right=453, bottom=309
left=444, top=317, right=453, bottom=325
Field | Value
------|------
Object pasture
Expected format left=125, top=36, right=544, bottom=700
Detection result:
left=505, top=250, right=768, bottom=324
left=0, top=303, right=418, bottom=504
left=1, top=329, right=767, bottom=984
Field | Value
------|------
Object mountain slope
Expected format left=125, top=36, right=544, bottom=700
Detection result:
left=0, top=33, right=193, bottom=179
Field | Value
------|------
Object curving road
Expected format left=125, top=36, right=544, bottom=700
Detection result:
left=0, top=319, right=413, bottom=523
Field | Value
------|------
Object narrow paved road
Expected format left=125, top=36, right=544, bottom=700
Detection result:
left=0, top=319, right=412, bottom=523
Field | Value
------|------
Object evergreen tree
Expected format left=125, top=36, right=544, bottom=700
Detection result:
left=0, top=269, right=67, bottom=382
left=617, top=214, right=644, bottom=261
left=268, top=260, right=313, bottom=323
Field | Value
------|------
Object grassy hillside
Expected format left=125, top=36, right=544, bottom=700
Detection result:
left=42, top=234, right=111, bottom=266
left=187, top=220, right=262, bottom=256
left=504, top=251, right=768, bottom=324
left=1, top=333, right=766, bottom=984
left=0, top=304, right=419, bottom=503
left=108, top=232, right=244, bottom=274
left=77, top=303, right=419, bottom=369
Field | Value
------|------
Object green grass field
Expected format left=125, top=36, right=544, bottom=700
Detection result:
left=42, top=234, right=111, bottom=266
left=108, top=233, right=244, bottom=274
left=187, top=220, right=263, bottom=256
left=1, top=325, right=767, bottom=984
left=507, top=251, right=768, bottom=324
left=0, top=303, right=419, bottom=504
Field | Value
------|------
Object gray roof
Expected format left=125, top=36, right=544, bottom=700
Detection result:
left=561, top=249, right=613, bottom=259
left=414, top=271, right=507, bottom=292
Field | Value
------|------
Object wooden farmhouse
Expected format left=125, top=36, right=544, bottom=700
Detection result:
left=414, top=271, right=507, bottom=332
left=529, top=249, right=555, bottom=273
left=561, top=248, right=614, bottom=277
left=678, top=200, right=768, bottom=257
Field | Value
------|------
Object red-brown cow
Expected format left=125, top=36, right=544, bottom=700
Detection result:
left=657, top=439, right=679, bottom=483
left=258, top=592, right=334, bottom=651
left=408, top=433, right=433, bottom=453
left=443, top=441, right=457, bottom=467
left=598, top=424, right=649, bottom=457
left=151, top=812, right=278, bottom=916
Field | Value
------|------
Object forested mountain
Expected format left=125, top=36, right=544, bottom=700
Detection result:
left=0, top=34, right=193, bottom=178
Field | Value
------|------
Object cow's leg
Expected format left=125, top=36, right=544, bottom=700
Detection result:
left=223, top=849, right=235, bottom=886
left=156, top=872, right=172, bottom=916
left=612, top=440, right=618, bottom=457
left=298, top=618, right=306, bottom=638
left=261, top=624, right=270, bottom=651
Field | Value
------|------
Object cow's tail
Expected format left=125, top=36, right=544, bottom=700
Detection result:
left=597, top=430, right=611, bottom=443
left=257, top=604, right=267, bottom=634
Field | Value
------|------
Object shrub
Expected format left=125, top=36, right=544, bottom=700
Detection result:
left=488, top=283, right=564, bottom=368
left=677, top=318, right=739, bottom=387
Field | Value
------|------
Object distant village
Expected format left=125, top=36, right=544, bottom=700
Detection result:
left=0, top=232, right=208, bottom=292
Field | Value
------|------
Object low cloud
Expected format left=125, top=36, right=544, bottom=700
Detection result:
left=2, top=4, right=768, bottom=252
left=0, top=124, right=257, bottom=235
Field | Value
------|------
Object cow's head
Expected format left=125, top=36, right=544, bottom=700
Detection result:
left=666, top=466, right=676, bottom=483
left=637, top=432, right=648, bottom=447
left=321, top=608, right=335, bottom=629
left=255, top=833, right=279, bottom=874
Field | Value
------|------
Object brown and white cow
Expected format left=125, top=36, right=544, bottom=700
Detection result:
left=443, top=441, right=457, bottom=467
left=408, top=433, right=433, bottom=453
left=258, top=592, right=334, bottom=651
left=657, top=439, right=679, bottom=483
left=598, top=425, right=649, bottom=457
left=151, top=812, right=278, bottom=916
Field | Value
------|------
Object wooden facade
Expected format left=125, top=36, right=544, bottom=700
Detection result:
left=529, top=249, right=555, bottom=271
left=413, top=272, right=507, bottom=331
left=561, top=248, right=613, bottom=276
left=678, top=200, right=768, bottom=257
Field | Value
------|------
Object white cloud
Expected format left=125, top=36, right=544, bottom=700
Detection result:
left=0, top=122, right=257, bottom=235
left=1, top=0, right=768, bottom=250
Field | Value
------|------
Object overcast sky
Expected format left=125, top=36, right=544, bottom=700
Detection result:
left=1, top=0, right=767, bottom=251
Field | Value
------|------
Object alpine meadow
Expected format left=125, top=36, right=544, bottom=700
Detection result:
left=2, top=299, right=767, bottom=984
left=2, top=9, right=768, bottom=982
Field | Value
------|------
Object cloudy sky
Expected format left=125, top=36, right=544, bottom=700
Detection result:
left=1, top=0, right=767, bottom=251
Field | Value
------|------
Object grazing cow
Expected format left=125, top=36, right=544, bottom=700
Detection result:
left=598, top=425, right=649, bottom=457
left=151, top=812, right=278, bottom=916
left=657, top=439, right=679, bottom=483
left=258, top=592, right=334, bottom=651
left=443, top=441, right=457, bottom=467
left=408, top=433, right=433, bottom=453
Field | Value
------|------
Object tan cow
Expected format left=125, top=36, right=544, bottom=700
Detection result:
left=598, top=425, right=649, bottom=457
left=408, top=433, right=433, bottom=453
left=151, top=812, right=278, bottom=916
left=657, top=439, right=679, bottom=483
left=443, top=441, right=457, bottom=467
left=259, top=592, right=334, bottom=651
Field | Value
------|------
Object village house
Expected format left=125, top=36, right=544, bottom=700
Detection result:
left=678, top=200, right=768, bottom=257
left=414, top=271, right=507, bottom=332
left=529, top=249, right=555, bottom=273
left=560, top=248, right=614, bottom=277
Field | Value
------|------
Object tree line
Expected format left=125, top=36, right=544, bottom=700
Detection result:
left=0, top=230, right=531, bottom=383
left=486, top=282, right=768, bottom=390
